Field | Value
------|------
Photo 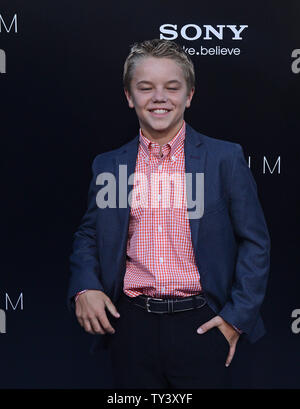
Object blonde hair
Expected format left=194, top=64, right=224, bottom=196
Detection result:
left=123, top=39, right=195, bottom=93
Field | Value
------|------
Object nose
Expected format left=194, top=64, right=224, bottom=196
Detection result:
left=151, top=88, right=168, bottom=103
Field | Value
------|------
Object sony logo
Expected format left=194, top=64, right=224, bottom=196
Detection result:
left=159, top=24, right=248, bottom=41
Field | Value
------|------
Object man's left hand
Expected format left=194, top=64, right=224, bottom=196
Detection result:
left=197, top=316, right=240, bottom=367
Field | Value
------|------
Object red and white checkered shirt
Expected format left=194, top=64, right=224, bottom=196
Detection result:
left=123, top=121, right=202, bottom=298
left=75, top=124, right=243, bottom=333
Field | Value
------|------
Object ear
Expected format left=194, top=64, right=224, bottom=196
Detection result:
left=124, top=88, right=135, bottom=109
left=185, top=87, right=195, bottom=108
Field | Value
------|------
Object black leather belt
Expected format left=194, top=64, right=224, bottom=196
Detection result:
left=126, top=293, right=207, bottom=314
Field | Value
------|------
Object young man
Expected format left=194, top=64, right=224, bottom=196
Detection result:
left=68, top=39, right=271, bottom=388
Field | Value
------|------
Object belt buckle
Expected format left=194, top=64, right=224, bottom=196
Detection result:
left=146, top=297, right=152, bottom=313
left=168, top=299, right=174, bottom=313
left=196, top=295, right=207, bottom=308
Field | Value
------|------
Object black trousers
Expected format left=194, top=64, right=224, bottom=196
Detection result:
left=107, top=292, right=235, bottom=389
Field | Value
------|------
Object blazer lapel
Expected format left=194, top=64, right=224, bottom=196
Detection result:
left=184, top=123, right=207, bottom=252
left=114, top=135, right=139, bottom=250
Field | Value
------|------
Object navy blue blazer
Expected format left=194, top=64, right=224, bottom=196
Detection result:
left=68, top=123, right=271, bottom=348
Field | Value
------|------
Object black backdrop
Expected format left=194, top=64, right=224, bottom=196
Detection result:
left=0, top=0, right=299, bottom=389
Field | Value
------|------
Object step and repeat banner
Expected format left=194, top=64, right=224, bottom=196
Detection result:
left=0, top=0, right=299, bottom=389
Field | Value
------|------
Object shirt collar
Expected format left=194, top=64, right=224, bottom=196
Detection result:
left=139, top=120, right=186, bottom=160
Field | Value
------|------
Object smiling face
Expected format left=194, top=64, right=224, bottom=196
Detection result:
left=124, top=57, right=194, bottom=144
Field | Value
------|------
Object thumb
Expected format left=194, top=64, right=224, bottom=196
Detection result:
left=197, top=317, right=218, bottom=334
left=105, top=298, right=120, bottom=318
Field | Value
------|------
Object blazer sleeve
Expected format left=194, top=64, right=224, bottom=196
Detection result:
left=67, top=157, right=104, bottom=311
left=218, top=144, right=271, bottom=334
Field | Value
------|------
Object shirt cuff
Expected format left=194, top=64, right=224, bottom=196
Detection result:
left=74, top=290, right=88, bottom=302
left=233, top=325, right=243, bottom=334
